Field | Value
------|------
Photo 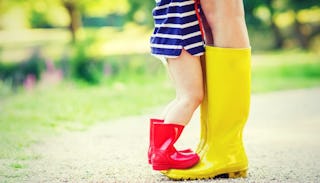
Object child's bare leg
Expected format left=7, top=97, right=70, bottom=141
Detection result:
left=164, top=49, right=203, bottom=126
left=158, top=99, right=177, bottom=119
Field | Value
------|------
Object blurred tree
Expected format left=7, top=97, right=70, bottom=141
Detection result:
left=0, top=0, right=25, bottom=29
left=61, top=0, right=81, bottom=43
left=245, top=0, right=320, bottom=49
left=1, top=0, right=319, bottom=50
left=0, top=0, right=130, bottom=42
left=244, top=0, right=266, bottom=27
left=28, top=0, right=66, bottom=28
left=245, top=0, right=286, bottom=49
left=61, top=0, right=130, bottom=43
left=126, top=0, right=155, bottom=26
left=0, top=0, right=154, bottom=28
left=266, top=0, right=286, bottom=49
left=0, top=0, right=67, bottom=29
left=288, top=0, right=320, bottom=49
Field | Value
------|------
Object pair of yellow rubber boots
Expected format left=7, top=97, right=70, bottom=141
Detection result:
left=163, top=46, right=251, bottom=180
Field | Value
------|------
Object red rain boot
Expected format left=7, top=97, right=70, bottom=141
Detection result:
left=151, top=123, right=199, bottom=170
left=148, top=118, right=193, bottom=164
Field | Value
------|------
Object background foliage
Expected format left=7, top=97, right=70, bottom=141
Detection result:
left=0, top=0, right=319, bottom=86
left=0, top=1, right=319, bottom=179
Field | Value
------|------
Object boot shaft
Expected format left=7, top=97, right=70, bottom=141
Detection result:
left=205, top=46, right=251, bottom=141
left=151, top=123, right=200, bottom=170
left=152, top=123, right=184, bottom=151
left=163, top=47, right=251, bottom=179
left=203, top=46, right=250, bottom=167
left=149, top=118, right=164, bottom=147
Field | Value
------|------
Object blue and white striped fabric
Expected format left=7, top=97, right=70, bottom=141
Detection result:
left=150, top=0, right=205, bottom=59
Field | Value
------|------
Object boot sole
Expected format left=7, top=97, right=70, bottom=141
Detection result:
left=166, top=169, right=247, bottom=180
left=152, top=163, right=199, bottom=171
left=148, top=150, right=194, bottom=165
left=152, top=164, right=170, bottom=170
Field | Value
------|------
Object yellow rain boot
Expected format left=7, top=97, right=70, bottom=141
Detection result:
left=164, top=46, right=251, bottom=180
left=195, top=56, right=208, bottom=154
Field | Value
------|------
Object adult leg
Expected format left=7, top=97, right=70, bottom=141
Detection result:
left=200, top=0, right=250, bottom=48
left=164, top=0, right=252, bottom=179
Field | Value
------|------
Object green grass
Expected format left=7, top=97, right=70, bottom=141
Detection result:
left=1, top=24, right=319, bottom=182
left=0, top=74, right=175, bottom=159
left=251, top=50, right=320, bottom=92
left=252, top=62, right=320, bottom=92
left=1, top=51, right=320, bottom=160
left=0, top=51, right=319, bottom=183
left=0, top=24, right=151, bottom=62
left=0, top=32, right=320, bottom=183
left=0, top=50, right=319, bottom=174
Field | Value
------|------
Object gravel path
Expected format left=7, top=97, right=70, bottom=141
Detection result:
left=5, top=88, right=320, bottom=182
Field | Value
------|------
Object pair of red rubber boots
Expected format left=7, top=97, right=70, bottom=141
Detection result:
left=148, top=118, right=200, bottom=170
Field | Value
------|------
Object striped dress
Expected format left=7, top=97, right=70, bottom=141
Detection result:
left=150, top=0, right=205, bottom=59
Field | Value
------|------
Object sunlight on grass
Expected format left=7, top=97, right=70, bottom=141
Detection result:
left=252, top=51, right=320, bottom=92
left=0, top=28, right=70, bottom=62
left=0, top=24, right=152, bottom=62
left=0, top=47, right=320, bottom=164
left=0, top=74, right=175, bottom=159
left=72, top=24, right=152, bottom=57
left=252, top=50, right=319, bottom=67
left=99, top=24, right=152, bottom=55
left=252, top=63, right=320, bottom=92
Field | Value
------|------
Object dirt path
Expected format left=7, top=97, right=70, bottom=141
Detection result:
left=3, top=88, right=320, bottom=182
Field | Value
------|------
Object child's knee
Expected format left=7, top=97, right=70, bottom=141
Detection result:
left=181, top=90, right=204, bottom=108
